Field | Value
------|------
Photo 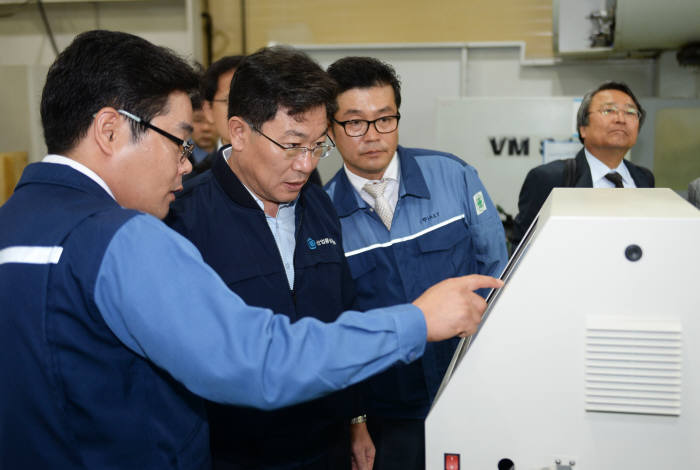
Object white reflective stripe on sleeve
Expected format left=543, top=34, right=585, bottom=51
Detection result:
left=344, top=214, right=465, bottom=258
left=0, top=246, right=63, bottom=265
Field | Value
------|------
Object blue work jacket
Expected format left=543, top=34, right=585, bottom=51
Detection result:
left=325, top=146, right=508, bottom=419
left=0, top=163, right=209, bottom=469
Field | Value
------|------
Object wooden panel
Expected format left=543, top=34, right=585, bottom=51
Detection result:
left=0, top=152, right=28, bottom=205
left=654, top=108, right=700, bottom=191
left=207, top=0, right=553, bottom=59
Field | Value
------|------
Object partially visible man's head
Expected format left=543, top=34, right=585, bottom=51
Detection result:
left=226, top=46, right=335, bottom=216
left=201, top=55, right=244, bottom=145
left=190, top=91, right=217, bottom=153
left=228, top=46, right=336, bottom=129
left=41, top=29, right=198, bottom=155
left=327, top=57, right=402, bottom=180
left=40, top=30, right=199, bottom=218
left=576, top=81, right=645, bottom=154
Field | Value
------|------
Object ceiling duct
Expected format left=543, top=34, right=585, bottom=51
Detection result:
left=554, top=0, right=700, bottom=58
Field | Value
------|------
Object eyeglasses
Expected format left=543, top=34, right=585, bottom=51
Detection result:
left=333, top=114, right=401, bottom=137
left=117, top=109, right=194, bottom=163
left=589, top=105, right=641, bottom=120
left=251, top=126, right=335, bottom=160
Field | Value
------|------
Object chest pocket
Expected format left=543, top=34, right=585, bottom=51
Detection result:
left=344, top=251, right=381, bottom=307
left=345, top=250, right=376, bottom=281
left=296, top=240, right=344, bottom=270
left=414, top=217, right=471, bottom=284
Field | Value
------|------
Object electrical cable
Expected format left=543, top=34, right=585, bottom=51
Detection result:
left=202, top=11, right=212, bottom=66
left=240, top=0, right=246, bottom=54
left=36, top=0, right=59, bottom=57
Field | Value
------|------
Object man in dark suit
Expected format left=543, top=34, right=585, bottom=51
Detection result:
left=511, top=81, right=655, bottom=245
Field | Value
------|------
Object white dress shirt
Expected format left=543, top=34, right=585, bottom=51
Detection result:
left=344, top=151, right=400, bottom=211
left=585, top=149, right=637, bottom=188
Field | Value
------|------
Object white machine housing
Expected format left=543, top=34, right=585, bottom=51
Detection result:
left=426, top=188, right=700, bottom=470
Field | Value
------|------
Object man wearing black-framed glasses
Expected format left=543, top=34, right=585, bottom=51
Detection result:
left=118, top=109, right=195, bottom=165
left=511, top=81, right=655, bottom=246
left=324, top=56, right=508, bottom=470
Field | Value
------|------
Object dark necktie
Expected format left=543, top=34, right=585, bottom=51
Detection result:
left=605, top=172, right=624, bottom=188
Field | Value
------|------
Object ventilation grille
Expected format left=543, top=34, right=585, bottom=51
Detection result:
left=585, top=317, right=682, bottom=416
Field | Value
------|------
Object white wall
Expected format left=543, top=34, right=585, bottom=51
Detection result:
left=0, top=0, right=200, bottom=162
left=299, top=43, right=699, bottom=189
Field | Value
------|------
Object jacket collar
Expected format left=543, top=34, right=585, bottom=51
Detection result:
left=211, top=146, right=263, bottom=211
left=575, top=148, right=650, bottom=187
left=573, top=149, right=593, bottom=187
left=398, top=146, right=431, bottom=199
left=331, top=145, right=430, bottom=217
left=18, top=161, right=117, bottom=204
left=211, top=145, right=306, bottom=214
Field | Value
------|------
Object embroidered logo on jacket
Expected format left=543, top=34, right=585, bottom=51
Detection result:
left=473, top=191, right=487, bottom=215
left=420, top=211, right=440, bottom=224
left=307, top=237, right=337, bottom=250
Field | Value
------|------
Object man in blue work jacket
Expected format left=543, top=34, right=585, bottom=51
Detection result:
left=325, top=57, right=508, bottom=470
left=167, top=47, right=361, bottom=469
left=0, top=31, right=502, bottom=469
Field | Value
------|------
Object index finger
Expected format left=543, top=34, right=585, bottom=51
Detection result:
left=457, top=274, right=504, bottom=292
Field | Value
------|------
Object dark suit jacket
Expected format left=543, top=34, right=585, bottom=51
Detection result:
left=511, top=149, right=655, bottom=244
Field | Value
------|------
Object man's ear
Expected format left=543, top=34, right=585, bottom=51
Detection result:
left=578, top=125, right=587, bottom=141
left=228, top=116, right=249, bottom=151
left=92, top=107, right=122, bottom=156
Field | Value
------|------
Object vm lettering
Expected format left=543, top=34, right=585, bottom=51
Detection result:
left=489, top=137, right=529, bottom=156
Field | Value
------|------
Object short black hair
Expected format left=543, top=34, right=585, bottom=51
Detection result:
left=326, top=56, right=402, bottom=117
left=576, top=81, right=646, bottom=144
left=201, top=55, right=244, bottom=102
left=190, top=91, right=204, bottom=111
left=41, top=30, right=199, bottom=155
left=228, top=46, right=336, bottom=129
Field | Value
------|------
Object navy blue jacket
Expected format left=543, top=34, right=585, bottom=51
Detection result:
left=166, top=151, right=356, bottom=465
left=0, top=163, right=209, bottom=469
left=325, top=146, right=508, bottom=419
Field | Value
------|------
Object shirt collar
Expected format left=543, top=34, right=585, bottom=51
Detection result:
left=221, top=147, right=298, bottom=215
left=584, top=148, right=634, bottom=187
left=42, top=154, right=115, bottom=199
left=343, top=150, right=399, bottom=197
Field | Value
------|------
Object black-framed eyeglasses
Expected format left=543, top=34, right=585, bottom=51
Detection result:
left=588, top=105, right=641, bottom=120
left=333, top=114, right=401, bottom=137
left=251, top=126, right=335, bottom=160
left=117, top=109, right=194, bottom=163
